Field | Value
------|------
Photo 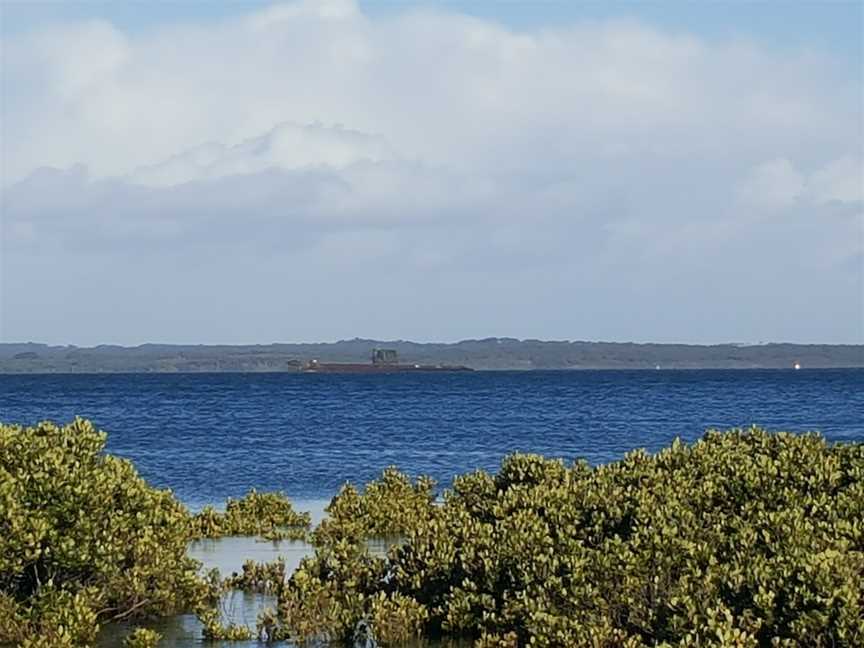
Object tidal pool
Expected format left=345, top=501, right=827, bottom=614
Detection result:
left=98, top=589, right=278, bottom=647
left=98, top=534, right=308, bottom=647
left=98, top=500, right=409, bottom=647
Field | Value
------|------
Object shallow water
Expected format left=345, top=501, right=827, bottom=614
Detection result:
left=98, top=589, right=277, bottom=647
left=188, top=536, right=314, bottom=578
left=99, top=535, right=298, bottom=647
left=186, top=513, right=397, bottom=577
left=99, top=525, right=403, bottom=647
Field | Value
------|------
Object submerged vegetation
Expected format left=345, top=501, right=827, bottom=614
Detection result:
left=122, top=628, right=161, bottom=648
left=313, top=467, right=437, bottom=544
left=223, top=558, right=287, bottom=594
left=1, top=419, right=862, bottom=646
left=190, top=490, right=310, bottom=541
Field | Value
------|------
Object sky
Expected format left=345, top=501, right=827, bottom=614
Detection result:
left=1, top=0, right=862, bottom=346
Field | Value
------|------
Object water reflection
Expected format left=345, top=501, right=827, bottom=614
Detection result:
left=99, top=532, right=409, bottom=647
left=97, top=591, right=274, bottom=647
left=188, top=536, right=315, bottom=577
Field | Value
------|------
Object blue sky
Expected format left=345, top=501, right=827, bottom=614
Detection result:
left=2, top=0, right=862, bottom=345
left=5, top=1, right=862, bottom=59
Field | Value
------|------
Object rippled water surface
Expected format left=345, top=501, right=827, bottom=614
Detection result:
left=1, top=369, right=861, bottom=505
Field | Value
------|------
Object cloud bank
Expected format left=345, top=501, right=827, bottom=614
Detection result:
left=2, top=0, right=862, bottom=344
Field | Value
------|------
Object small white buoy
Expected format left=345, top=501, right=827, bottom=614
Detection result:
left=655, top=365, right=661, bottom=370
left=794, top=362, right=801, bottom=370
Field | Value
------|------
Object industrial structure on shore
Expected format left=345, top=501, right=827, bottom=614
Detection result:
left=302, top=348, right=473, bottom=373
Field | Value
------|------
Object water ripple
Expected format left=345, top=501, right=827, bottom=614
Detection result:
left=1, top=369, right=861, bottom=505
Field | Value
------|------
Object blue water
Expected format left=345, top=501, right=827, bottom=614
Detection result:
left=1, top=370, right=861, bottom=506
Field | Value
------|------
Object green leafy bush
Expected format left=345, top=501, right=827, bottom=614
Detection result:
left=123, top=627, right=162, bottom=648
left=198, top=607, right=255, bottom=640
left=312, top=467, right=437, bottom=545
left=224, top=558, right=287, bottom=593
left=3, top=419, right=861, bottom=646
left=278, top=427, right=864, bottom=646
left=190, top=489, right=310, bottom=540
left=368, top=591, right=429, bottom=645
left=0, top=419, right=205, bottom=645
left=274, top=538, right=389, bottom=643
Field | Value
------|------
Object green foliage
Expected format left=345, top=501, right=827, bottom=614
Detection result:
left=258, top=466, right=438, bottom=644
left=197, top=607, right=254, bottom=640
left=224, top=558, right=286, bottom=593
left=123, top=627, right=162, bottom=648
left=3, top=418, right=862, bottom=646
left=280, top=428, right=864, bottom=646
left=313, top=467, right=438, bottom=544
left=274, top=539, right=388, bottom=643
left=368, top=591, right=429, bottom=645
left=0, top=419, right=204, bottom=645
left=16, top=587, right=101, bottom=648
left=190, top=489, right=310, bottom=540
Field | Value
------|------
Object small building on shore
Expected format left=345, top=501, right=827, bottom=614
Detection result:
left=302, top=348, right=472, bottom=373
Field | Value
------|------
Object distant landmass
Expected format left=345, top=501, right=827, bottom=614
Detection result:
left=0, top=339, right=861, bottom=373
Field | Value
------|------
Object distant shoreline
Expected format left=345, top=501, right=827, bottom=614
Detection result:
left=1, top=339, right=862, bottom=373
left=3, top=368, right=864, bottom=377
left=3, top=366, right=864, bottom=376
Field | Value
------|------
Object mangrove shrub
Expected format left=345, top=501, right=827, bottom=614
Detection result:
left=3, top=419, right=862, bottom=647
left=276, top=427, right=864, bottom=646
left=190, top=489, right=310, bottom=540
left=0, top=419, right=204, bottom=646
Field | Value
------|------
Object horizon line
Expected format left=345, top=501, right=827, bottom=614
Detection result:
left=3, top=339, right=863, bottom=348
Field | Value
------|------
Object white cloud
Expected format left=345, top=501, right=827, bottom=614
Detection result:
left=31, top=20, right=131, bottom=99
left=736, top=156, right=864, bottom=211
left=4, top=1, right=857, bottom=183
left=1, top=0, right=862, bottom=344
left=808, top=156, right=864, bottom=204
left=736, top=158, right=806, bottom=210
left=128, top=122, right=397, bottom=187
left=247, top=0, right=360, bottom=27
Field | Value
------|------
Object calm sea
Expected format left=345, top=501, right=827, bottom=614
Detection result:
left=1, top=369, right=862, bottom=506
